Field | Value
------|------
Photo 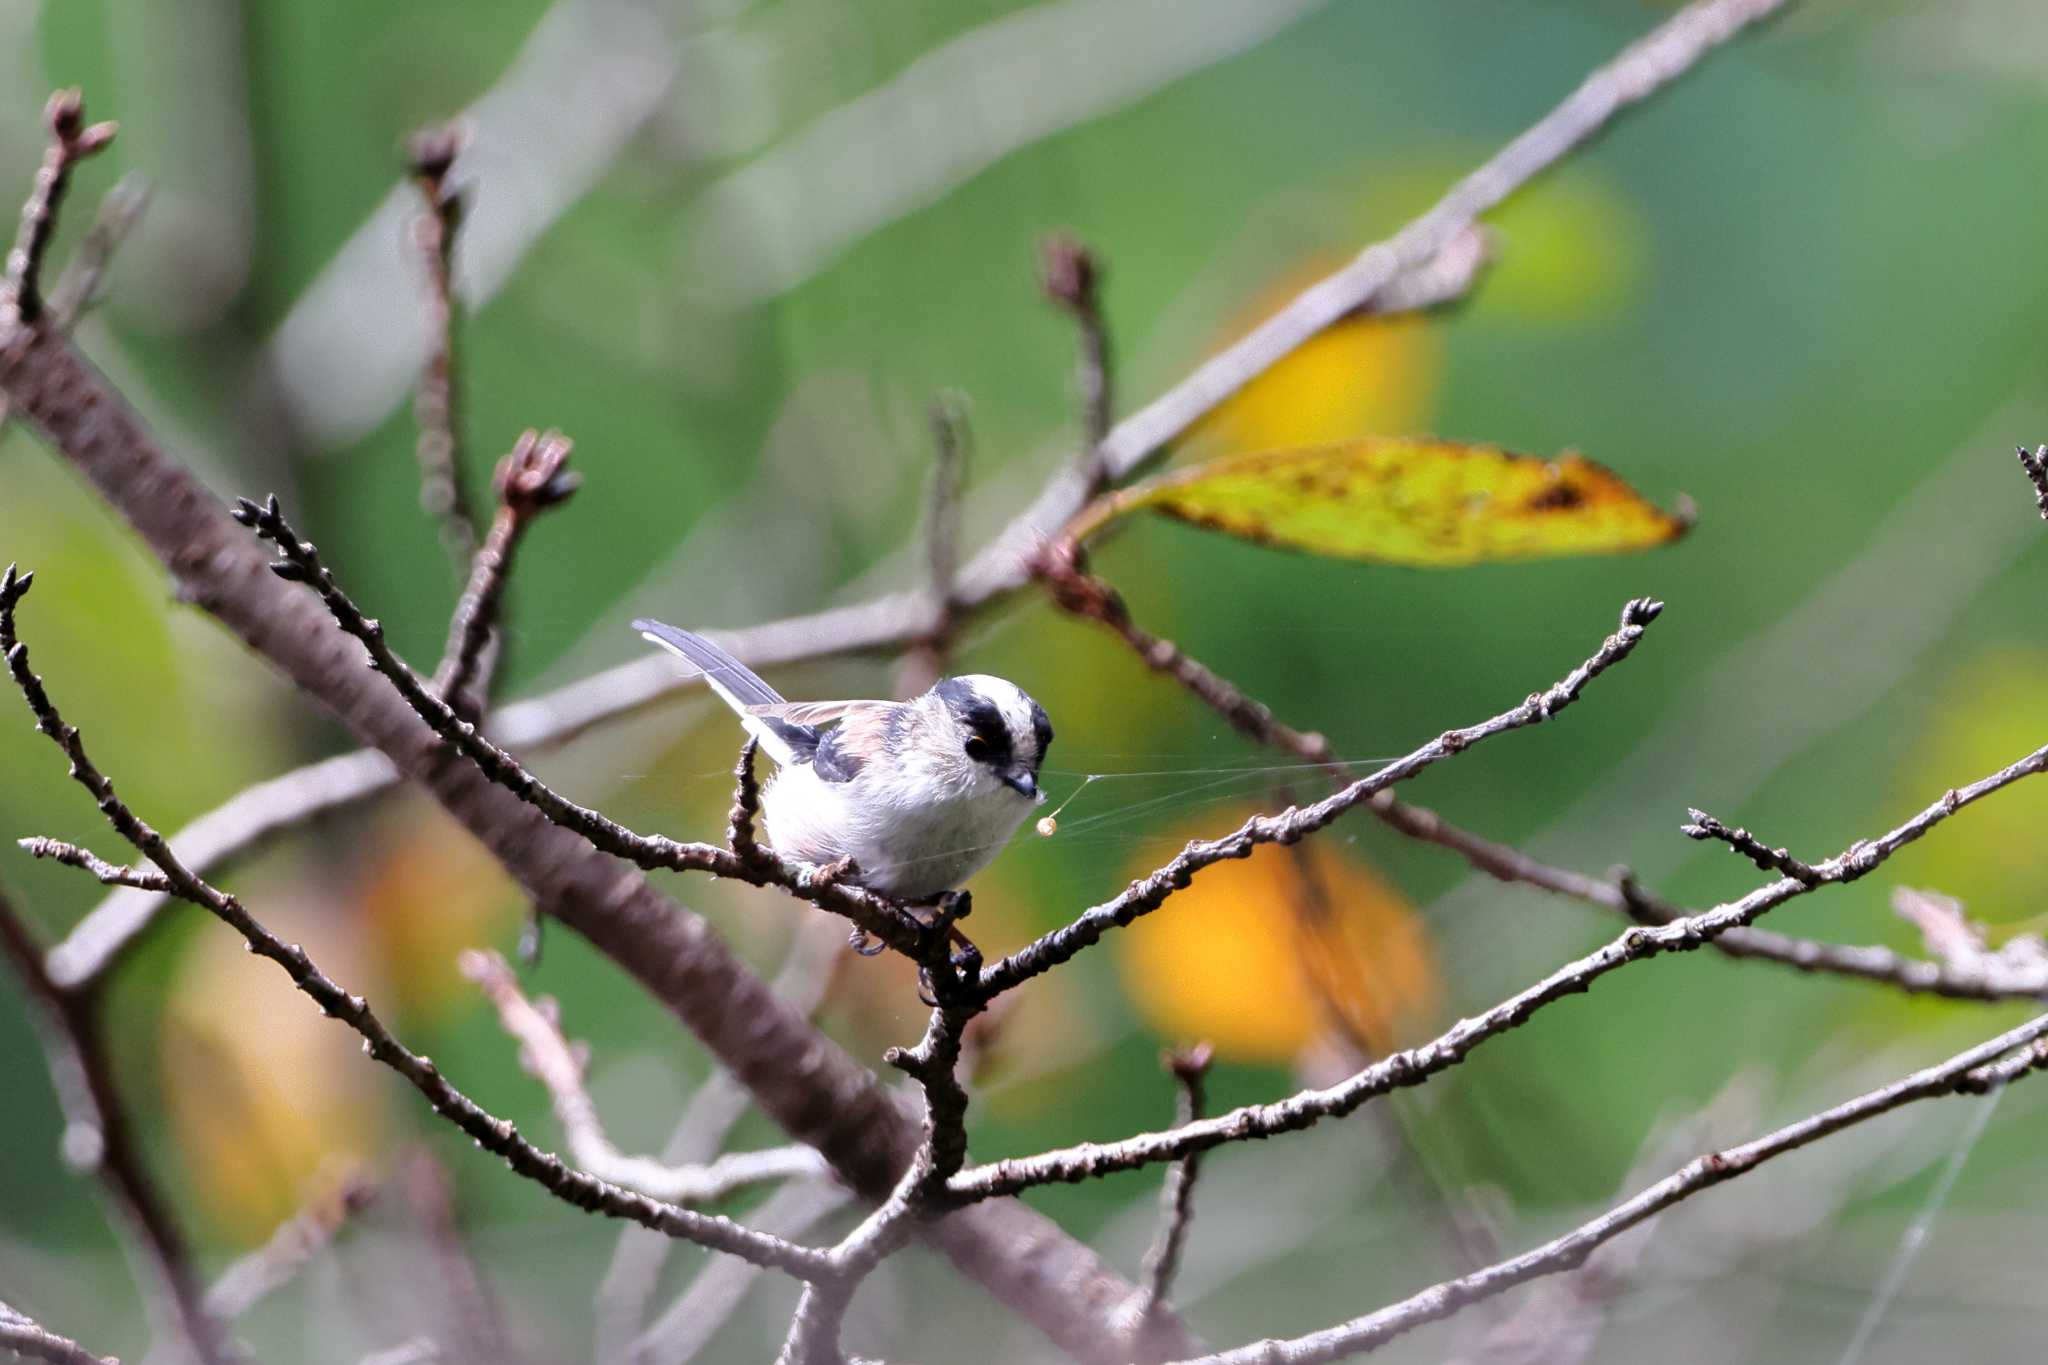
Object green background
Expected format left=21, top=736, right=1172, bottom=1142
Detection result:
left=4, top=1, right=2047, bottom=1361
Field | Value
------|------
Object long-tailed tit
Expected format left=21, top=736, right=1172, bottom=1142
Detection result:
left=633, top=620, right=1052, bottom=901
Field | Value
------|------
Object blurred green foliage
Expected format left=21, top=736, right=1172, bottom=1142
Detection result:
left=4, top=1, right=2048, bottom=1360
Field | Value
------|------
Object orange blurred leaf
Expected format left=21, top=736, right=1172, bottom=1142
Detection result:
left=1117, top=822, right=1439, bottom=1064
left=1074, top=438, right=1690, bottom=567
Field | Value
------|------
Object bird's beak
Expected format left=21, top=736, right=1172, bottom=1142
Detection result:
left=1000, top=768, right=1040, bottom=801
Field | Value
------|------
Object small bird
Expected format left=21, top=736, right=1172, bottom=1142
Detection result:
left=633, top=619, right=1052, bottom=902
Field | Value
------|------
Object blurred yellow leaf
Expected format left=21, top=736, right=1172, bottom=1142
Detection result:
left=161, top=894, right=387, bottom=1240
left=1895, top=648, right=2048, bottom=926
left=1194, top=310, right=1441, bottom=453
left=1075, top=438, right=1689, bottom=566
left=360, top=802, right=520, bottom=1019
left=1117, top=821, right=1439, bottom=1063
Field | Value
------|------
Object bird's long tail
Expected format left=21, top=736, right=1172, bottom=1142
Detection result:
left=632, top=619, right=810, bottom=765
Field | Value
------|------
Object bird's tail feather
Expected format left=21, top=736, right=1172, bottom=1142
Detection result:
left=632, top=619, right=810, bottom=765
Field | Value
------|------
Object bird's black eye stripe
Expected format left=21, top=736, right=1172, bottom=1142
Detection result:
left=936, top=679, right=1013, bottom=766
left=1030, top=705, right=1052, bottom=764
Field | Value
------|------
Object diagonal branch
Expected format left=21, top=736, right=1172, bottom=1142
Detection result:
left=0, top=1304, right=117, bottom=1365
left=202, top=1170, right=376, bottom=1322
left=778, top=1000, right=980, bottom=1365
left=2, top=90, right=117, bottom=327
left=1132, top=1045, right=1214, bottom=1340
left=235, top=491, right=939, bottom=962
left=1047, top=545, right=2047, bottom=1003
left=0, top=882, right=225, bottom=1365
left=976, top=598, right=1664, bottom=997
left=950, top=727, right=2048, bottom=1201
left=0, top=325, right=1189, bottom=1365
left=1, top=570, right=832, bottom=1281
left=406, top=121, right=478, bottom=572
left=430, top=428, right=579, bottom=718
left=1164, top=1009, right=2048, bottom=1364
left=462, top=949, right=831, bottom=1203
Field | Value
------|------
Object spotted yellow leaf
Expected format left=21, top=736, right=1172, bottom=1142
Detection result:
left=1077, top=439, right=1690, bottom=566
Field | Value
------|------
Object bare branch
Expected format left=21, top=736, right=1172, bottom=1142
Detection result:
left=402, top=1151, right=520, bottom=1365
left=1165, top=1009, right=2048, bottom=1364
left=3, top=90, right=117, bottom=327
left=0, top=1307, right=117, bottom=1365
left=1133, top=1045, right=1215, bottom=1338
left=951, top=725, right=2048, bottom=1201
left=2017, top=444, right=2048, bottom=521
left=431, top=428, right=579, bottom=718
left=1680, top=808, right=1820, bottom=885
left=896, top=397, right=972, bottom=696
left=406, top=121, right=478, bottom=570
left=0, top=570, right=833, bottom=1281
left=0, top=882, right=225, bottom=1365
left=462, top=949, right=831, bottom=1202
left=45, top=749, right=398, bottom=989
left=1037, top=544, right=1335, bottom=764
left=604, top=920, right=846, bottom=1363
left=633, top=1176, right=854, bottom=1365
left=39, top=174, right=149, bottom=328
left=779, top=1002, right=979, bottom=1365
left=1047, top=536, right=2041, bottom=1004
left=977, top=598, right=1664, bottom=997
left=234, top=493, right=941, bottom=963
left=1041, top=234, right=1113, bottom=490
left=235, top=491, right=937, bottom=961
left=203, top=1170, right=376, bottom=1322
left=18, top=836, right=170, bottom=891
left=0, top=318, right=1191, bottom=1365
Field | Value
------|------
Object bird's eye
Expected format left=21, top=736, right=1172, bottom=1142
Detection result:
left=964, top=734, right=990, bottom=761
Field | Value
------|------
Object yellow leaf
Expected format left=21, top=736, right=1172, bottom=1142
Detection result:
left=1117, top=820, right=1439, bottom=1064
left=1077, top=438, right=1689, bottom=567
left=161, top=894, right=388, bottom=1239
left=1193, top=311, right=1441, bottom=453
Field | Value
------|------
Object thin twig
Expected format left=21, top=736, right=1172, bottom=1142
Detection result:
left=19, top=836, right=170, bottom=891
left=0, top=883, right=225, bottom=1365
left=896, top=397, right=971, bottom=696
left=778, top=1001, right=980, bottom=1365
left=234, top=494, right=940, bottom=962
left=949, top=726, right=2048, bottom=1201
left=407, top=122, right=478, bottom=571
left=976, top=598, right=1664, bottom=997
left=203, top=1169, right=376, bottom=1322
left=462, top=949, right=831, bottom=1202
left=0, top=567, right=833, bottom=1281
left=1041, top=234, right=1114, bottom=492
left=2015, top=444, right=2048, bottom=521
left=1046, top=542, right=2038, bottom=1003
left=602, top=919, right=846, bottom=1363
left=430, top=428, right=579, bottom=719
left=45, top=749, right=399, bottom=989
left=1680, top=808, right=1820, bottom=885
left=1134, top=1045, right=1214, bottom=1335
left=1163, top=1009, right=2048, bottom=1364
left=633, top=1176, right=855, bottom=1365
left=0, top=1309, right=118, bottom=1365
left=0, top=173, right=147, bottom=428
left=403, top=1151, right=520, bottom=1365
left=1037, top=543, right=1335, bottom=765
left=40, top=174, right=148, bottom=327
left=3, top=90, right=117, bottom=328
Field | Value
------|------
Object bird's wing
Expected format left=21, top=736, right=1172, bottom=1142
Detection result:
left=806, top=702, right=904, bottom=784
left=632, top=618, right=814, bottom=766
left=747, top=700, right=893, bottom=729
